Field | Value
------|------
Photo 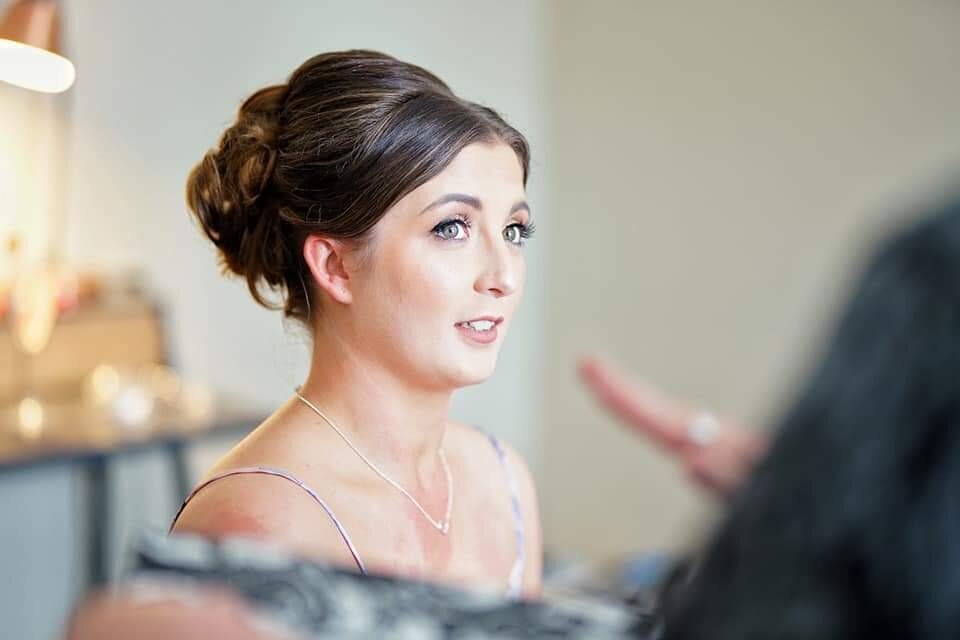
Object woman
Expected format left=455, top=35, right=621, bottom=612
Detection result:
left=170, top=50, right=542, bottom=598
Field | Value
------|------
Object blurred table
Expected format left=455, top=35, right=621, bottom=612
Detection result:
left=0, top=397, right=266, bottom=591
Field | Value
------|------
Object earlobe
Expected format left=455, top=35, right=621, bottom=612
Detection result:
left=303, top=235, right=352, bottom=304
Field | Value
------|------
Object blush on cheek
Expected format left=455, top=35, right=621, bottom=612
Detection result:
left=391, top=256, right=463, bottom=330
left=408, top=253, right=462, bottom=296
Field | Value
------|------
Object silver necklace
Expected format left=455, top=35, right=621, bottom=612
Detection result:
left=295, top=389, right=453, bottom=535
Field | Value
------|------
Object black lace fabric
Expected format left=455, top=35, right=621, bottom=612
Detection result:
left=131, top=531, right=660, bottom=639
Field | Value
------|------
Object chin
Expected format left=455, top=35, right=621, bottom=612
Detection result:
left=442, top=356, right=499, bottom=388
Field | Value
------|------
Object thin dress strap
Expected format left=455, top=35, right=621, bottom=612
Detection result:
left=484, top=433, right=526, bottom=599
left=169, top=466, right=367, bottom=575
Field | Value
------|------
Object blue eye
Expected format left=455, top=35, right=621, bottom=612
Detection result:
left=432, top=218, right=470, bottom=241
left=504, top=222, right=535, bottom=246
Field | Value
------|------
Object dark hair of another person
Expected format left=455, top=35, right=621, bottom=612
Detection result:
left=185, top=49, right=530, bottom=326
left=663, top=197, right=960, bottom=639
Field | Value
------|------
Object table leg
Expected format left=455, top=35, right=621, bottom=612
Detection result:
left=82, top=455, right=109, bottom=590
left=166, top=441, right=191, bottom=506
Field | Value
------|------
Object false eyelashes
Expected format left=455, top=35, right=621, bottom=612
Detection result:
left=432, top=214, right=536, bottom=246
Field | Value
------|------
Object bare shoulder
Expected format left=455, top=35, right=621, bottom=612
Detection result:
left=498, top=439, right=544, bottom=598
left=446, top=423, right=543, bottom=597
left=447, top=424, right=535, bottom=495
left=499, top=439, right=536, bottom=498
left=490, top=437, right=541, bottom=538
left=170, top=469, right=360, bottom=570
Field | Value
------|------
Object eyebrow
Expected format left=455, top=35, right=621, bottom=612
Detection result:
left=419, top=193, right=531, bottom=217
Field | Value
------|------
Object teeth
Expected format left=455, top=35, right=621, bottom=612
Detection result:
left=462, top=320, right=495, bottom=331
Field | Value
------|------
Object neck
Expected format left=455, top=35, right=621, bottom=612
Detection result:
left=297, top=328, right=453, bottom=486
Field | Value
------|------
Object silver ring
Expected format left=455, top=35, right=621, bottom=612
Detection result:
left=688, top=412, right=719, bottom=447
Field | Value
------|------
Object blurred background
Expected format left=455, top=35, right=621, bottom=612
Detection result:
left=2, top=1, right=960, bottom=637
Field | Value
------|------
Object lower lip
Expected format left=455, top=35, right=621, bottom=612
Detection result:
left=456, top=323, right=499, bottom=345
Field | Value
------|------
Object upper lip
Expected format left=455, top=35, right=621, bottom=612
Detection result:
left=457, top=316, right=504, bottom=325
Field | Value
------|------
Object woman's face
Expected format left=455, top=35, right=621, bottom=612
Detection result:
left=343, top=142, right=531, bottom=390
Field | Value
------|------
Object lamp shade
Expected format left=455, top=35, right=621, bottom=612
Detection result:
left=0, top=0, right=74, bottom=93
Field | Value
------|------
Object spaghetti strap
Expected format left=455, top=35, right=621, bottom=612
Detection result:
left=483, top=432, right=526, bottom=599
left=169, top=466, right=367, bottom=575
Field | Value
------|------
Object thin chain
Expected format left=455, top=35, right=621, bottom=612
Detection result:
left=295, top=389, right=453, bottom=535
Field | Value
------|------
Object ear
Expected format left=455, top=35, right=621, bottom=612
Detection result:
left=303, top=235, right=353, bottom=305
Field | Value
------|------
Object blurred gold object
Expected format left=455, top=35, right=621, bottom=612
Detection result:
left=10, top=261, right=62, bottom=354
left=17, top=395, right=43, bottom=438
left=82, top=363, right=214, bottom=429
left=3, top=258, right=65, bottom=436
left=0, top=293, right=164, bottom=405
left=87, top=364, right=121, bottom=405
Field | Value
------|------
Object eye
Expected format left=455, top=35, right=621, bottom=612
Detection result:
left=432, top=218, right=470, bottom=241
left=504, top=222, right=535, bottom=246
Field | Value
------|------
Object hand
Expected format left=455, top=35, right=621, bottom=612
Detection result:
left=66, top=585, right=282, bottom=640
left=577, top=356, right=768, bottom=497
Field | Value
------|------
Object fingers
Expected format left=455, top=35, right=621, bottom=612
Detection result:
left=577, top=355, right=691, bottom=451
left=684, top=447, right=746, bottom=497
left=578, top=355, right=770, bottom=498
left=683, top=426, right=770, bottom=497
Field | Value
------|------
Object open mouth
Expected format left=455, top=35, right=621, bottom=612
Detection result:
left=457, top=319, right=497, bottom=331
left=455, top=317, right=503, bottom=345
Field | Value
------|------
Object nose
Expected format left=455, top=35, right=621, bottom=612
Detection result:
left=474, top=236, right=519, bottom=298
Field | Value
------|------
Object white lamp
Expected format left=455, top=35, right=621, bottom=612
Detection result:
left=0, top=0, right=74, bottom=93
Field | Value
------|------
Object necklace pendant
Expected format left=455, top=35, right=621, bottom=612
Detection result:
left=295, top=390, right=455, bottom=538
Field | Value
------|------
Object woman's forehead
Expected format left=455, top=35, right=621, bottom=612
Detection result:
left=406, top=143, right=526, bottom=210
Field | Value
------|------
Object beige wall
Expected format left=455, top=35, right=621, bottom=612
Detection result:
left=541, top=1, right=960, bottom=560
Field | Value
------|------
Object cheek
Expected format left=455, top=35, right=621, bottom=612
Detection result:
left=505, top=255, right=527, bottom=315
left=381, top=246, right=464, bottom=325
left=516, top=256, right=528, bottom=294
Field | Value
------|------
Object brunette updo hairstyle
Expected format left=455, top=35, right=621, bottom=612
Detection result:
left=186, top=49, right=530, bottom=326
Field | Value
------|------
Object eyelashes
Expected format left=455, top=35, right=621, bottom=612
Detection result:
left=515, top=221, right=537, bottom=241
left=431, top=214, right=536, bottom=246
left=432, top=215, right=472, bottom=241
